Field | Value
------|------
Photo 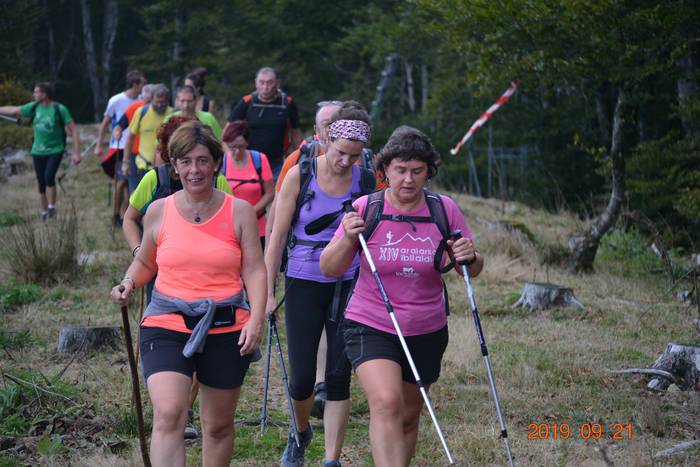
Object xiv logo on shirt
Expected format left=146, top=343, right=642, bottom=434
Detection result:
left=378, top=230, right=437, bottom=277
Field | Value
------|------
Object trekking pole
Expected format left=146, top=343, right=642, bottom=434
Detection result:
left=0, top=113, right=18, bottom=123
left=260, top=318, right=273, bottom=435
left=343, top=203, right=455, bottom=464
left=449, top=230, right=515, bottom=467
left=118, top=288, right=151, bottom=467
left=269, top=313, right=302, bottom=448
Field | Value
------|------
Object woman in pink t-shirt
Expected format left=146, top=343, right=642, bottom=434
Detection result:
left=222, top=120, right=274, bottom=247
left=320, top=125, right=484, bottom=467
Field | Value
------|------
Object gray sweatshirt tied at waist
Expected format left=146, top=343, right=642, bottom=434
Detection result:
left=143, top=288, right=249, bottom=358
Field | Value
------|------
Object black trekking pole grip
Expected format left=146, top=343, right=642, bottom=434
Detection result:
left=118, top=293, right=151, bottom=467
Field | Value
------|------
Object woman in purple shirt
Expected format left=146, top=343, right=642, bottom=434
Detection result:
left=265, top=101, right=374, bottom=467
left=320, top=126, right=483, bottom=467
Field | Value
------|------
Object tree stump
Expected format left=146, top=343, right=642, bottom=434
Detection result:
left=57, top=325, right=121, bottom=354
left=512, top=282, right=583, bottom=311
left=648, top=343, right=700, bottom=391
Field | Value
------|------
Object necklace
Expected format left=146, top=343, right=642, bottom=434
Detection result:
left=184, top=190, right=215, bottom=223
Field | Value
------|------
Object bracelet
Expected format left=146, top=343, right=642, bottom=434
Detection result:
left=465, top=252, right=478, bottom=266
left=121, top=276, right=136, bottom=289
left=131, top=245, right=141, bottom=257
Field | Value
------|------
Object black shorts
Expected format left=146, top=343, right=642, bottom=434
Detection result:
left=140, top=326, right=252, bottom=389
left=343, top=320, right=448, bottom=385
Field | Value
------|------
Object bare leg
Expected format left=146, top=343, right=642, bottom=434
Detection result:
left=401, top=381, right=429, bottom=463
left=119, top=181, right=130, bottom=217
left=323, top=399, right=349, bottom=461
left=46, top=186, right=57, bottom=207
left=114, top=179, right=126, bottom=219
left=292, top=396, right=314, bottom=432
left=147, top=371, right=192, bottom=467
left=199, top=383, right=241, bottom=467
left=356, top=360, right=406, bottom=467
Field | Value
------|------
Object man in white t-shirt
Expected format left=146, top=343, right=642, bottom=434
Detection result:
left=95, top=70, right=146, bottom=227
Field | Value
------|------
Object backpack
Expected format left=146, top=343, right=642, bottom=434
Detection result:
left=360, top=188, right=456, bottom=315
left=28, top=102, right=66, bottom=146
left=221, top=150, right=263, bottom=190
left=281, top=153, right=376, bottom=273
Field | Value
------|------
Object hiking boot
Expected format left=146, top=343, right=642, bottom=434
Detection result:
left=280, top=424, right=312, bottom=467
left=47, top=207, right=56, bottom=219
left=183, top=409, right=198, bottom=440
left=311, top=382, right=326, bottom=419
left=41, top=211, right=49, bottom=223
left=323, top=460, right=342, bottom=467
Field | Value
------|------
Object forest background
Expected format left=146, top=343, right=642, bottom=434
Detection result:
left=1, top=0, right=699, bottom=262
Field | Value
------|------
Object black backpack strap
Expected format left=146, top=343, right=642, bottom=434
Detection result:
left=153, top=164, right=174, bottom=200
left=424, top=189, right=454, bottom=273
left=361, top=189, right=386, bottom=242
left=202, top=95, right=210, bottom=112
left=358, top=167, right=377, bottom=196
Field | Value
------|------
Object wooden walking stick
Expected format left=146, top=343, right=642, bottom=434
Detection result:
left=120, top=299, right=151, bottom=467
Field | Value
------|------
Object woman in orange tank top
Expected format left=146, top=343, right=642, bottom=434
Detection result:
left=110, top=121, right=266, bottom=466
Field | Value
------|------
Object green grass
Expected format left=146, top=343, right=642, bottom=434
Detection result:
left=0, top=131, right=697, bottom=465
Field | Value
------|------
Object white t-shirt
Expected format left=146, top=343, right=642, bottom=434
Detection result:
left=104, top=92, right=138, bottom=149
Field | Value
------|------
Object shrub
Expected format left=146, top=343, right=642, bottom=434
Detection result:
left=0, top=282, right=41, bottom=311
left=0, top=207, right=80, bottom=284
left=597, top=227, right=663, bottom=276
left=0, top=211, right=24, bottom=227
left=0, top=79, right=32, bottom=150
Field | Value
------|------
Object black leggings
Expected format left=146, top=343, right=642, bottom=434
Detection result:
left=284, top=276, right=353, bottom=401
left=32, top=152, right=63, bottom=194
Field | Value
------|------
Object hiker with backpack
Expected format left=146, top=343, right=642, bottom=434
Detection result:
left=221, top=120, right=274, bottom=248
left=319, top=125, right=483, bottom=467
left=269, top=99, right=342, bottom=419
left=226, top=67, right=302, bottom=180
left=265, top=101, right=376, bottom=467
left=171, top=85, right=222, bottom=140
left=123, top=84, right=173, bottom=191
left=110, top=120, right=266, bottom=466
left=0, top=82, right=81, bottom=222
left=94, top=70, right=146, bottom=227
left=184, top=67, right=216, bottom=114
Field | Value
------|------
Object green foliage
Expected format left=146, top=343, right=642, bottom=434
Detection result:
left=0, top=208, right=80, bottom=284
left=0, top=329, right=33, bottom=351
left=597, top=227, right=663, bottom=276
left=36, top=434, right=66, bottom=461
left=0, top=78, right=33, bottom=149
left=0, top=281, right=41, bottom=311
left=0, top=211, right=24, bottom=227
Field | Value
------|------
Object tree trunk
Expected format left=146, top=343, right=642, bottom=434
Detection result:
left=57, top=325, right=121, bottom=353
left=405, top=61, right=416, bottom=113
left=80, top=0, right=118, bottom=122
left=172, top=2, right=185, bottom=95
left=421, top=64, right=429, bottom=115
left=80, top=0, right=101, bottom=122
left=647, top=343, right=700, bottom=391
left=100, top=0, right=119, bottom=107
left=568, top=86, right=627, bottom=273
left=512, top=282, right=583, bottom=311
left=595, top=85, right=611, bottom=147
left=677, top=46, right=698, bottom=137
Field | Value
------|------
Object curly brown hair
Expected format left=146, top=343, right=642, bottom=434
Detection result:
left=376, top=125, right=441, bottom=179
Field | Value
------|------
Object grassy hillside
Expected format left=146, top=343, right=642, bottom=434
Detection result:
left=0, top=126, right=698, bottom=466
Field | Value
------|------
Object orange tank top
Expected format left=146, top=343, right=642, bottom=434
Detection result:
left=142, top=193, right=249, bottom=333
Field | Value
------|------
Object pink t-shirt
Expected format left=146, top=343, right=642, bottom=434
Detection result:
left=334, top=192, right=471, bottom=336
left=224, top=150, right=273, bottom=236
